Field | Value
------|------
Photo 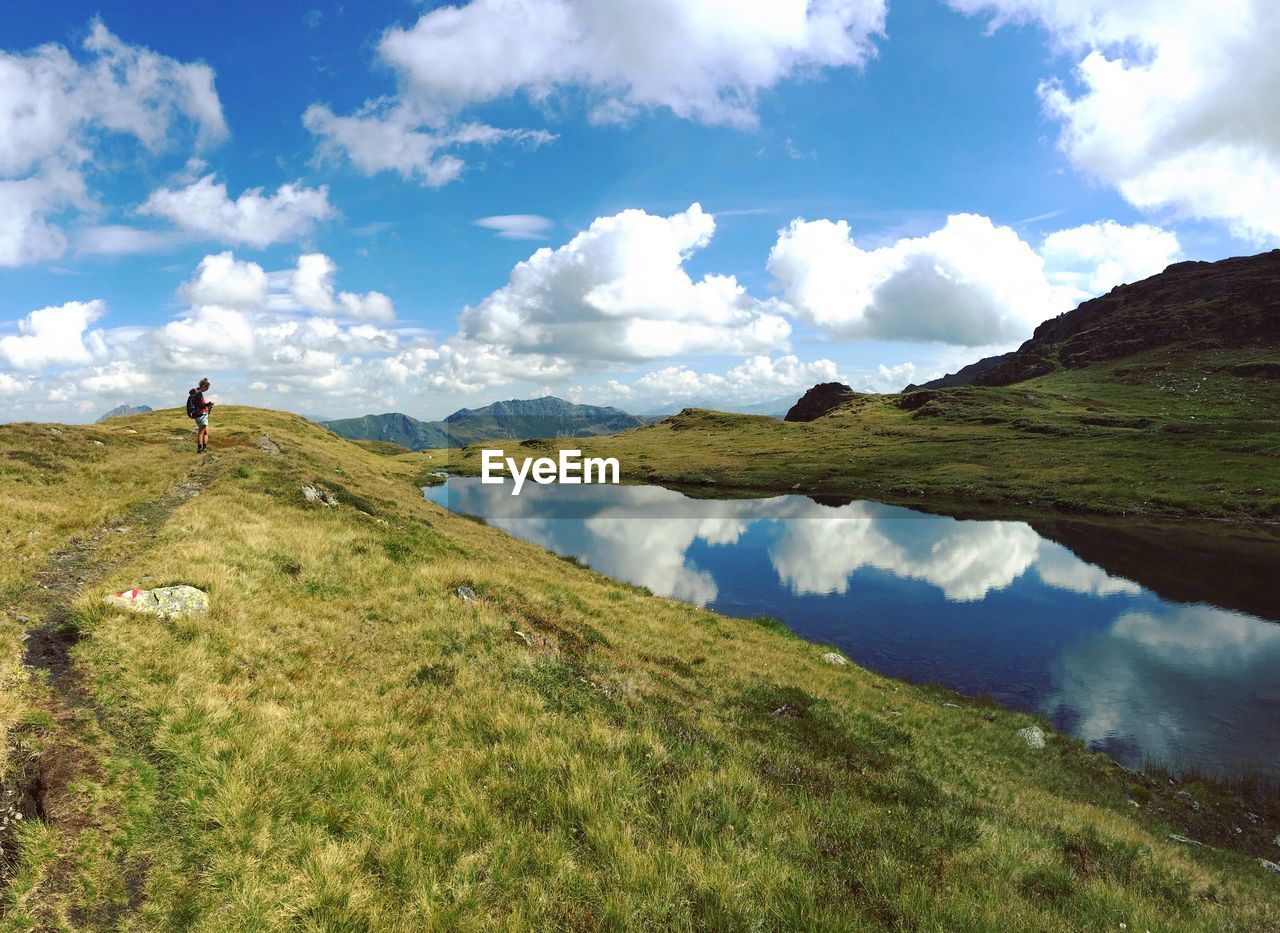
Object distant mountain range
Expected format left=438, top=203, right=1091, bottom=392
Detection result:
left=323, top=396, right=663, bottom=449
left=96, top=404, right=152, bottom=423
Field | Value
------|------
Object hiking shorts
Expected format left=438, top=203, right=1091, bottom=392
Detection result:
left=196, top=413, right=209, bottom=427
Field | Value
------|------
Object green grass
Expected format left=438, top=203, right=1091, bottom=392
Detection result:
left=450, top=348, right=1280, bottom=522
left=0, top=406, right=1277, bottom=928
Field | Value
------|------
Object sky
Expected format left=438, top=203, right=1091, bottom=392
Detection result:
left=1, top=0, right=1276, bottom=422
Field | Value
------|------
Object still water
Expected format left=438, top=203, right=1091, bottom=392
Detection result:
left=426, top=478, right=1280, bottom=779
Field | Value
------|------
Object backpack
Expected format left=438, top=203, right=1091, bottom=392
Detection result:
left=186, top=391, right=200, bottom=419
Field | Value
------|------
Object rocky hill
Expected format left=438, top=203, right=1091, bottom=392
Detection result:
left=96, top=403, right=152, bottom=422
left=324, top=396, right=656, bottom=449
left=784, top=382, right=861, bottom=422
left=910, top=249, right=1280, bottom=390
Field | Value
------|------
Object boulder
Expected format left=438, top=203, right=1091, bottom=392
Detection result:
left=1016, top=726, right=1047, bottom=749
left=103, top=585, right=209, bottom=618
left=1261, top=859, right=1280, bottom=874
left=256, top=435, right=281, bottom=455
left=456, top=586, right=477, bottom=602
left=303, top=484, right=336, bottom=507
left=820, top=651, right=849, bottom=665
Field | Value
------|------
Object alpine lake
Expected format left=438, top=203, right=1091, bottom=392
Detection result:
left=426, top=477, right=1280, bottom=782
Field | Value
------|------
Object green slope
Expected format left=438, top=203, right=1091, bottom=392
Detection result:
left=1, top=407, right=1276, bottom=928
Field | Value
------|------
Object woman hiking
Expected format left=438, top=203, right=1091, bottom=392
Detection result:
left=188, top=378, right=214, bottom=453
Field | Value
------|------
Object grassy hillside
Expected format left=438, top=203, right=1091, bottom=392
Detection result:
left=454, top=347, right=1280, bottom=522
left=1, top=407, right=1277, bottom=929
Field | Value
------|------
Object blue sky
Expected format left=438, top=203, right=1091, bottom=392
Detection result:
left=1, top=0, right=1274, bottom=421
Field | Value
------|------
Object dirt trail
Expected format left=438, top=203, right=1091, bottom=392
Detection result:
left=21, top=467, right=213, bottom=701
left=1, top=458, right=221, bottom=921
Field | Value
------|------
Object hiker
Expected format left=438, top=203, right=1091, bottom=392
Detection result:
left=187, top=378, right=214, bottom=453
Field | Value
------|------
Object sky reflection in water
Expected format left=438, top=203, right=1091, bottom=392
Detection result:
left=426, top=479, right=1280, bottom=778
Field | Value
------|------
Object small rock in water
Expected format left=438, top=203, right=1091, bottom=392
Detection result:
left=1016, top=726, right=1046, bottom=749
left=456, top=586, right=477, bottom=602
left=1258, top=859, right=1280, bottom=874
left=103, top=585, right=209, bottom=618
left=820, top=651, right=849, bottom=665
left=1167, top=834, right=1204, bottom=847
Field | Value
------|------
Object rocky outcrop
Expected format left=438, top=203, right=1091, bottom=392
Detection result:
left=784, top=383, right=858, bottom=422
left=904, top=352, right=1016, bottom=391
left=902, top=250, right=1280, bottom=390
left=973, top=250, right=1280, bottom=387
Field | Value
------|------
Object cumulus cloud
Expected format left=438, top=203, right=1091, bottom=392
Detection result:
left=379, top=0, right=887, bottom=127
left=626, top=355, right=843, bottom=407
left=307, top=0, right=884, bottom=181
left=1039, top=220, right=1181, bottom=302
left=769, top=213, right=1179, bottom=345
left=0, top=300, right=107, bottom=371
left=460, top=203, right=790, bottom=361
left=0, top=20, right=226, bottom=266
left=287, top=253, right=395, bottom=322
left=1047, top=603, right=1280, bottom=774
left=0, top=169, right=87, bottom=267
left=139, top=174, right=335, bottom=248
left=181, top=251, right=269, bottom=310
left=377, top=340, right=572, bottom=394
left=949, top=0, right=1280, bottom=242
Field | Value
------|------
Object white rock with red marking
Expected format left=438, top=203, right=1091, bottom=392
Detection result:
left=103, top=585, right=209, bottom=617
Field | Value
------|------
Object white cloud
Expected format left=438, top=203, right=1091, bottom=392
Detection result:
left=474, top=214, right=554, bottom=240
left=949, top=0, right=1280, bottom=243
left=768, top=213, right=1180, bottom=346
left=139, top=174, right=335, bottom=248
left=287, top=253, right=396, bottom=322
left=1047, top=603, right=1280, bottom=774
left=181, top=251, right=269, bottom=310
left=79, top=362, right=153, bottom=395
left=307, top=0, right=884, bottom=182
left=0, top=20, right=226, bottom=266
left=624, top=355, right=842, bottom=408
left=0, top=19, right=225, bottom=176
left=379, top=0, right=887, bottom=128
left=460, top=203, right=790, bottom=362
left=75, top=224, right=188, bottom=257
left=304, top=102, right=554, bottom=186
left=0, top=169, right=86, bottom=267
left=378, top=340, right=572, bottom=394
left=1040, top=220, right=1180, bottom=301
left=0, top=300, right=107, bottom=371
